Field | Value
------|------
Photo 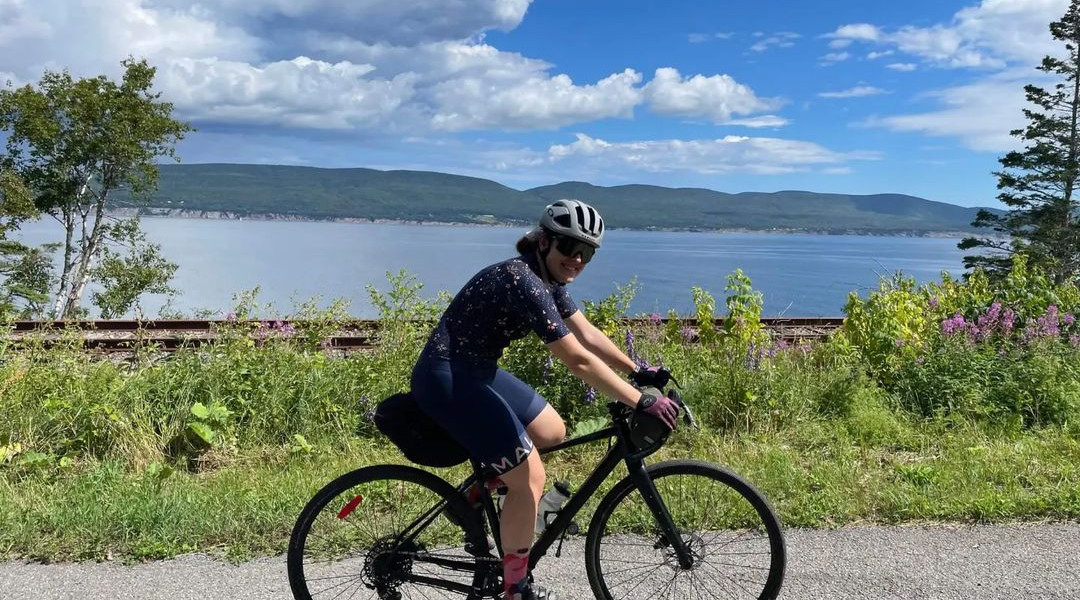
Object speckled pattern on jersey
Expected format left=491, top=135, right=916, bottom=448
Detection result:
left=420, top=252, right=578, bottom=364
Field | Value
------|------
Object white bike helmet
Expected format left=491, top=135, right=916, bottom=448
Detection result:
left=540, top=199, right=605, bottom=247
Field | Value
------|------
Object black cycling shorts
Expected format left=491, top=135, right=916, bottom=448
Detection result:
left=411, top=357, right=547, bottom=475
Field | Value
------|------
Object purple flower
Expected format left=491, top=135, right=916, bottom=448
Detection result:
left=679, top=327, right=695, bottom=344
left=1070, top=334, right=1080, bottom=346
left=225, top=311, right=238, bottom=322
left=584, top=387, right=597, bottom=404
left=928, top=296, right=940, bottom=309
left=650, top=313, right=662, bottom=324
left=1065, top=313, right=1076, bottom=326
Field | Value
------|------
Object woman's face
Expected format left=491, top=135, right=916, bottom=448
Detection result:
left=543, top=235, right=589, bottom=284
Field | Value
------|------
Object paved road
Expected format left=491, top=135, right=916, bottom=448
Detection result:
left=2, top=524, right=1077, bottom=599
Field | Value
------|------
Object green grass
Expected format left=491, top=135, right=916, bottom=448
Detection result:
left=2, top=422, right=1076, bottom=563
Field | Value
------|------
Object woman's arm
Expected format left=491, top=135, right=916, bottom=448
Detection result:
left=563, top=311, right=638, bottom=375
left=546, top=331, right=643, bottom=407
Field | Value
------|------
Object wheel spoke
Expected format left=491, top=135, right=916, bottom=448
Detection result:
left=589, top=463, right=784, bottom=600
left=289, top=467, right=490, bottom=600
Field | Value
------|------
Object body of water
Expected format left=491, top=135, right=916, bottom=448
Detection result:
left=16, top=217, right=968, bottom=318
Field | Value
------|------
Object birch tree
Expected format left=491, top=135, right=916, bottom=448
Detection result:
left=0, top=58, right=190, bottom=318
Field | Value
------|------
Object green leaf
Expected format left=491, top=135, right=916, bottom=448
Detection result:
left=190, top=402, right=210, bottom=420
left=188, top=422, right=215, bottom=445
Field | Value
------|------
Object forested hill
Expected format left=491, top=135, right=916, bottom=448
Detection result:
left=136, top=163, right=996, bottom=234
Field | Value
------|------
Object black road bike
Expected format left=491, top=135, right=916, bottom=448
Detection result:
left=287, top=388, right=786, bottom=599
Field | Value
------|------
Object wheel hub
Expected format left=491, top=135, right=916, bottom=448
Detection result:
left=362, top=537, right=419, bottom=590
left=659, top=532, right=707, bottom=570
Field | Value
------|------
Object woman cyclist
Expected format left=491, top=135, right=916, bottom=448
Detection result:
left=410, top=199, right=680, bottom=600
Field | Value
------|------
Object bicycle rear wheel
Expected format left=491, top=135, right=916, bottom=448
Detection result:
left=585, top=459, right=785, bottom=600
left=288, top=464, right=497, bottom=600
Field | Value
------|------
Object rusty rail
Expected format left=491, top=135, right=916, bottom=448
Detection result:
left=4, top=317, right=845, bottom=354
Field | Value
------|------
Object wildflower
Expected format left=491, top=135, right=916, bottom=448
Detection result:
left=1071, top=334, right=1080, bottom=346
left=1065, top=313, right=1076, bottom=326
left=928, top=296, right=940, bottom=309
left=679, top=326, right=695, bottom=344
left=276, top=322, right=297, bottom=338
left=225, top=311, right=238, bottom=323
left=584, top=387, right=597, bottom=404
left=541, top=355, right=555, bottom=380
left=650, top=313, right=662, bottom=324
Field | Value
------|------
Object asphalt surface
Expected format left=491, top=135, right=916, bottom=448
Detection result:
left=1, top=523, right=1077, bottom=599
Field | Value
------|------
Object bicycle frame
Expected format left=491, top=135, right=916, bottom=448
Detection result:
left=386, top=401, right=695, bottom=596
left=471, top=401, right=695, bottom=571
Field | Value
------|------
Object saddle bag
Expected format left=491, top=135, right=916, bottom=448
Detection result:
left=372, top=392, right=469, bottom=468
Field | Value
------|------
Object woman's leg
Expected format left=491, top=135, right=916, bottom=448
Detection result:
left=526, top=404, right=566, bottom=449
left=497, top=448, right=545, bottom=597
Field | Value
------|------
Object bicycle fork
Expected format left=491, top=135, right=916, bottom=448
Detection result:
left=624, top=457, right=696, bottom=570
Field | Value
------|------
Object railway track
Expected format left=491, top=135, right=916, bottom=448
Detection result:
left=3, top=317, right=845, bottom=353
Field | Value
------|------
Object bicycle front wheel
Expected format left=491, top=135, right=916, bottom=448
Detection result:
left=585, top=459, right=785, bottom=600
left=288, top=464, right=496, bottom=600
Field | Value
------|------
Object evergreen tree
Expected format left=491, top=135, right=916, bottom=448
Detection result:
left=960, top=0, right=1080, bottom=284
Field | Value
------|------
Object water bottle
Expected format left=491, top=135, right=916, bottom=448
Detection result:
left=535, top=480, right=572, bottom=534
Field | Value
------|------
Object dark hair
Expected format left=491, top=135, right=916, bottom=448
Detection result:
left=516, top=228, right=548, bottom=255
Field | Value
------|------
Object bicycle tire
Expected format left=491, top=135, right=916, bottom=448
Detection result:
left=288, top=464, right=496, bottom=600
left=585, top=459, right=786, bottom=600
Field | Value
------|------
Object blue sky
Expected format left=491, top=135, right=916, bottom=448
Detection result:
left=0, top=0, right=1069, bottom=208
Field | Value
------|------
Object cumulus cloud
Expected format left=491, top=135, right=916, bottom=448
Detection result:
left=643, top=68, right=785, bottom=124
left=547, top=133, right=878, bottom=175
left=819, top=86, right=889, bottom=99
left=160, top=57, right=418, bottom=129
left=887, top=62, right=918, bottom=72
left=430, top=69, right=644, bottom=131
left=147, top=0, right=534, bottom=46
left=828, top=0, right=1066, bottom=69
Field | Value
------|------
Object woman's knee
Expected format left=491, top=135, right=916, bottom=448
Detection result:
left=500, top=450, right=546, bottom=501
left=527, top=405, right=566, bottom=449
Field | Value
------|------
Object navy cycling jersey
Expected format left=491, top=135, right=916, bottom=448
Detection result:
left=420, top=252, right=578, bottom=364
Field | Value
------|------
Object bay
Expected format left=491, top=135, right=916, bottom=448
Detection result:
left=15, top=217, right=967, bottom=318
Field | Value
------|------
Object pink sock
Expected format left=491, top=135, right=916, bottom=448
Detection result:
left=502, top=550, right=529, bottom=597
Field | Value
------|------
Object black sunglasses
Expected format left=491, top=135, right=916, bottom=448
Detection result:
left=549, top=235, right=597, bottom=263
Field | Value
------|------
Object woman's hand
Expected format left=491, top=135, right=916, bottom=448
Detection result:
left=630, top=366, right=672, bottom=389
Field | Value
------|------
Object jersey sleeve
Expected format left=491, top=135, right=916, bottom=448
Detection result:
left=503, top=262, right=572, bottom=344
left=551, top=284, right=579, bottom=319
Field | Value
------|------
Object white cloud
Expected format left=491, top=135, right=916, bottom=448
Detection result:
left=430, top=69, right=644, bottom=131
left=831, top=23, right=882, bottom=42
left=148, top=0, right=535, bottom=46
left=887, top=62, right=918, bottom=72
left=867, top=50, right=894, bottom=60
left=864, top=69, right=1047, bottom=151
left=819, top=86, right=889, bottom=99
left=643, top=67, right=786, bottom=124
left=161, top=57, right=418, bottom=129
left=547, top=133, right=878, bottom=175
left=688, top=32, right=733, bottom=43
left=723, top=115, right=791, bottom=128
left=750, top=32, right=800, bottom=52
left=828, top=39, right=853, bottom=49
left=828, top=0, right=1067, bottom=69
left=820, top=52, right=851, bottom=64
left=0, top=0, right=261, bottom=78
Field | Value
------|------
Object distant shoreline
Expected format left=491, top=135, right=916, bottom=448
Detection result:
left=115, top=207, right=977, bottom=239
